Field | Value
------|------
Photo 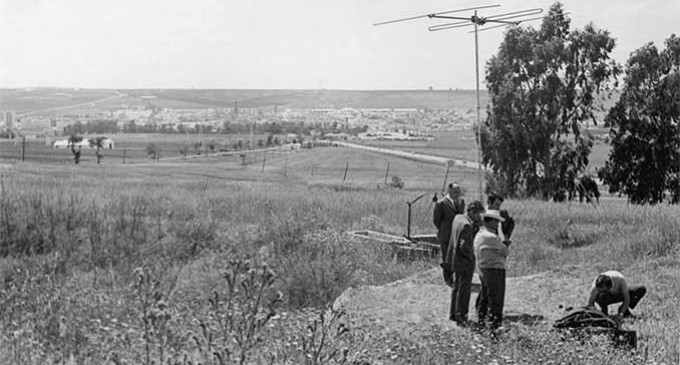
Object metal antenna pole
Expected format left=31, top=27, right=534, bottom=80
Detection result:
left=375, top=5, right=545, bottom=202
left=474, top=10, right=483, bottom=202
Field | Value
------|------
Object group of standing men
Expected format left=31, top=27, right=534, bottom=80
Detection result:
left=434, top=183, right=514, bottom=330
left=434, top=183, right=647, bottom=332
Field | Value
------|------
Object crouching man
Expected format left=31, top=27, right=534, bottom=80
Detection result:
left=587, top=270, right=647, bottom=319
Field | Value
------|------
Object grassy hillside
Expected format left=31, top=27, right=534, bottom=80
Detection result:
left=1, top=88, right=487, bottom=113
left=1, top=139, right=679, bottom=364
left=1, top=87, right=620, bottom=114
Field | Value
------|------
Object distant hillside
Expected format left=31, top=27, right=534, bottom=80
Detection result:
left=127, top=89, right=488, bottom=110
left=1, top=87, right=619, bottom=116
left=0, top=88, right=489, bottom=115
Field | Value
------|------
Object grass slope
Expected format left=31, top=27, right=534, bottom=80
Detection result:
left=0, top=146, right=678, bottom=364
left=1, top=88, right=489, bottom=112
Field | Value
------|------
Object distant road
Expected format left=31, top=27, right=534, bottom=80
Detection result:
left=333, top=141, right=608, bottom=187
left=17, top=92, right=128, bottom=117
left=332, top=141, right=482, bottom=170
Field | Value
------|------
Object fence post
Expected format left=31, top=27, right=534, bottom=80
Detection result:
left=384, top=162, right=390, bottom=184
left=261, top=151, right=266, bottom=172
left=441, top=165, right=450, bottom=195
left=21, top=136, right=26, bottom=161
left=343, top=161, right=350, bottom=183
left=283, top=154, right=288, bottom=177
left=122, top=147, right=127, bottom=164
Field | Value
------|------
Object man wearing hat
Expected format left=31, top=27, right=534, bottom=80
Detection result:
left=433, top=183, right=465, bottom=286
left=486, top=192, right=515, bottom=244
left=474, top=209, right=509, bottom=330
left=446, top=200, right=484, bottom=325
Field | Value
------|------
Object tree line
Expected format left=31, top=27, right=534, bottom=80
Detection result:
left=63, top=119, right=368, bottom=138
left=481, top=2, right=679, bottom=205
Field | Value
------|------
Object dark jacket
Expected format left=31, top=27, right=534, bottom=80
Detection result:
left=447, top=214, right=478, bottom=274
left=433, top=196, right=465, bottom=245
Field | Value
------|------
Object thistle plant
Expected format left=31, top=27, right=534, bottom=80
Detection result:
left=194, top=259, right=283, bottom=365
left=133, top=266, right=174, bottom=365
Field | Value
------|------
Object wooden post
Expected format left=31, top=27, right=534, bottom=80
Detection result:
left=342, top=161, right=350, bottom=182
left=441, top=165, right=450, bottom=195
left=384, top=162, right=391, bottom=184
left=261, top=151, right=266, bottom=172
left=21, top=136, right=26, bottom=161
left=283, top=154, right=288, bottom=177
left=122, top=147, right=127, bottom=164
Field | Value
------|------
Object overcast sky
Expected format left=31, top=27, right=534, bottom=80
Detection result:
left=0, top=0, right=677, bottom=90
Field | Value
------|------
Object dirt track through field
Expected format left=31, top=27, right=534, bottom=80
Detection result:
left=334, top=266, right=591, bottom=336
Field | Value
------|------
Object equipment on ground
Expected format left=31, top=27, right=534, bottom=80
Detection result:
left=553, top=307, right=637, bottom=348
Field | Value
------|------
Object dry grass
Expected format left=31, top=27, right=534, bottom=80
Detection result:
left=0, top=151, right=678, bottom=364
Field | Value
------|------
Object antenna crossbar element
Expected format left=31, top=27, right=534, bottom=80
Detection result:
left=469, top=11, right=568, bottom=33
left=428, top=8, right=543, bottom=32
left=373, top=4, right=545, bottom=202
left=373, top=4, right=500, bottom=26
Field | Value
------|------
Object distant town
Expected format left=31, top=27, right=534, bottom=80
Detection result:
left=0, top=104, right=477, bottom=144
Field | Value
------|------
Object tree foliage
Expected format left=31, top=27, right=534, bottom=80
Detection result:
left=68, top=134, right=83, bottom=164
left=482, top=2, right=621, bottom=198
left=598, top=35, right=680, bottom=204
left=88, top=136, right=107, bottom=164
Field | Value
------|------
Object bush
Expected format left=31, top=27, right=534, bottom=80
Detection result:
left=390, top=175, right=404, bottom=189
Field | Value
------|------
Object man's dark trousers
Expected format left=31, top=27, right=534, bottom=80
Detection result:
left=450, top=270, right=474, bottom=324
left=595, top=285, right=647, bottom=315
left=476, top=268, right=506, bottom=329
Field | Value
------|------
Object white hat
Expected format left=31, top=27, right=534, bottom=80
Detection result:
left=482, top=209, right=505, bottom=222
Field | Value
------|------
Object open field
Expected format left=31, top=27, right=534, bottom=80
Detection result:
left=1, top=137, right=679, bottom=364
left=0, top=133, right=276, bottom=165
left=1, top=128, right=613, bottom=174
left=352, top=128, right=613, bottom=173
left=1, top=88, right=619, bottom=121
left=1, top=88, right=490, bottom=115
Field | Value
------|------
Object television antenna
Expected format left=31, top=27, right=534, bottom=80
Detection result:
left=375, top=4, right=546, bottom=201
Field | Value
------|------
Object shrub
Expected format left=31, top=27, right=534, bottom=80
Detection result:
left=390, top=175, right=405, bottom=189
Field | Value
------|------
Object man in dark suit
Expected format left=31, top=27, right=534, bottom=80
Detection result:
left=447, top=200, right=484, bottom=325
left=433, top=183, right=465, bottom=286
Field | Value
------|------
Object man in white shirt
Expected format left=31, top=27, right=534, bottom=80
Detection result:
left=486, top=192, right=515, bottom=244
left=586, top=270, right=647, bottom=318
left=474, top=209, right=509, bottom=330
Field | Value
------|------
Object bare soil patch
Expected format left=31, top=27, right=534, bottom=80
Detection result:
left=334, top=266, right=591, bottom=336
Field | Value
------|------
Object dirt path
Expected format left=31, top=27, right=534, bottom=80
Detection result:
left=334, top=266, right=591, bottom=336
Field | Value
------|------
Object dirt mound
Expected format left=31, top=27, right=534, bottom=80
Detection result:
left=334, top=266, right=590, bottom=335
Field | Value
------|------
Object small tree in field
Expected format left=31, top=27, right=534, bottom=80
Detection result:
left=146, top=143, right=160, bottom=161
left=68, top=135, right=83, bottom=164
left=88, top=136, right=107, bottom=164
left=390, top=175, right=404, bottom=189
left=482, top=3, right=621, bottom=198
left=598, top=35, right=680, bottom=204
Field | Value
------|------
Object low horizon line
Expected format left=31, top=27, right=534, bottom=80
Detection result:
left=1, top=86, right=489, bottom=92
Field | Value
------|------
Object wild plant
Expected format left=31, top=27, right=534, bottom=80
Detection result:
left=296, top=307, right=350, bottom=365
left=133, top=266, right=175, bottom=365
left=191, top=259, right=282, bottom=365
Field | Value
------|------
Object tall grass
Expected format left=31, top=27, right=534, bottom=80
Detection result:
left=1, top=163, right=679, bottom=364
